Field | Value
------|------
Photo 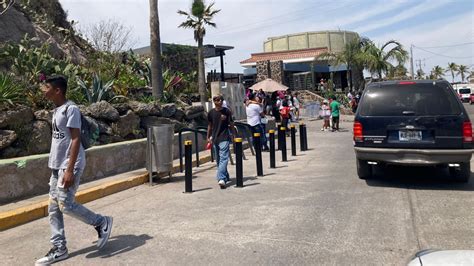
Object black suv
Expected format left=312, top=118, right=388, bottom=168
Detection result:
left=353, top=80, right=473, bottom=182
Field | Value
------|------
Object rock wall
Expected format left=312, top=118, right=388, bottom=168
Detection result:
left=0, top=131, right=207, bottom=204
left=0, top=101, right=208, bottom=159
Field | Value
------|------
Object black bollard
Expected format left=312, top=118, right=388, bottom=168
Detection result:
left=277, top=124, right=282, bottom=151
left=299, top=123, right=305, bottom=152
left=290, top=125, right=297, bottom=156
left=235, top=138, right=244, bottom=187
left=254, top=133, right=263, bottom=176
left=269, top=129, right=276, bottom=168
left=184, top=140, right=193, bottom=193
left=280, top=127, right=287, bottom=162
left=303, top=124, right=308, bottom=151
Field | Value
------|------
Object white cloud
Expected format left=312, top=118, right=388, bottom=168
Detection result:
left=355, top=0, right=448, bottom=34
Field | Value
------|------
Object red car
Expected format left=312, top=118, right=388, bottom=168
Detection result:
left=470, top=93, right=474, bottom=104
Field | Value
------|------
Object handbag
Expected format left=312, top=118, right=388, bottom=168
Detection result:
left=261, top=116, right=268, bottom=124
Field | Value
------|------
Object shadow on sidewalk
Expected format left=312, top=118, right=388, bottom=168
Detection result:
left=69, top=234, right=153, bottom=259
left=365, top=165, right=474, bottom=191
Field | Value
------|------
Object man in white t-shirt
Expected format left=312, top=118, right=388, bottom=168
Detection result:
left=36, top=76, right=113, bottom=265
left=246, top=93, right=269, bottom=151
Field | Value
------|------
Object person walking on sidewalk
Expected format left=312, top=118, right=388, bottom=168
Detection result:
left=207, top=94, right=237, bottom=189
left=246, top=93, right=270, bottom=151
left=330, top=95, right=341, bottom=132
left=36, top=76, right=113, bottom=265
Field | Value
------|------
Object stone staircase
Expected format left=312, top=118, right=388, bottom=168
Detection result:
left=298, top=90, right=353, bottom=115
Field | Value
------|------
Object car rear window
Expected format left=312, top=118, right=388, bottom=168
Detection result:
left=459, top=88, right=471, bottom=94
left=359, top=83, right=462, bottom=116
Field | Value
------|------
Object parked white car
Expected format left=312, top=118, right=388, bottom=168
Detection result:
left=407, top=250, right=474, bottom=265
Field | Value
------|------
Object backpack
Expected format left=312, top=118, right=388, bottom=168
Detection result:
left=279, top=107, right=290, bottom=118
left=64, top=104, right=98, bottom=149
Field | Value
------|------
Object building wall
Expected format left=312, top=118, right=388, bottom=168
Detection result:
left=210, top=81, right=246, bottom=120
left=264, top=30, right=359, bottom=53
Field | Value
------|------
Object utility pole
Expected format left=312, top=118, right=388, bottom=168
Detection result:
left=410, top=44, right=415, bottom=80
left=415, top=59, right=425, bottom=79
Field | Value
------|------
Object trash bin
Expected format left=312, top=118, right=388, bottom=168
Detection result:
left=146, top=124, right=174, bottom=184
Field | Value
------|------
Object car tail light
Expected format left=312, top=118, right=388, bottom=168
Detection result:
left=353, top=121, right=363, bottom=142
left=463, top=122, right=472, bottom=142
left=398, top=81, right=416, bottom=85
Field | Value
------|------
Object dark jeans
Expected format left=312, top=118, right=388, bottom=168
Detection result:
left=251, top=124, right=269, bottom=150
left=332, top=116, right=340, bottom=130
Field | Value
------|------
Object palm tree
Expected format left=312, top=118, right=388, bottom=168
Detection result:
left=446, top=62, right=458, bottom=83
left=178, top=0, right=220, bottom=106
left=431, top=65, right=444, bottom=79
left=149, top=0, right=164, bottom=99
left=362, top=40, right=409, bottom=79
left=457, top=65, right=470, bottom=83
left=415, top=69, right=425, bottom=80
left=316, top=36, right=371, bottom=90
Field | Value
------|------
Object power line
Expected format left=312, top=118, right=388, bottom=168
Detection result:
left=415, top=42, right=474, bottom=49
left=413, top=45, right=474, bottom=59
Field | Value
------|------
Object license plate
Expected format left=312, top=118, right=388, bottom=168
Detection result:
left=399, top=130, right=422, bottom=141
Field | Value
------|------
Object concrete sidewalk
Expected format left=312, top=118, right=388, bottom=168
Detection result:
left=0, top=116, right=354, bottom=231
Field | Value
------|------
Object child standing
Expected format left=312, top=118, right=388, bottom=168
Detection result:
left=321, top=100, right=331, bottom=131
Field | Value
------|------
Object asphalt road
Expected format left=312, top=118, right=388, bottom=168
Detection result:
left=0, top=117, right=472, bottom=265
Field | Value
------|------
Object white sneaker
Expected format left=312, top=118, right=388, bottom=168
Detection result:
left=35, top=246, right=68, bottom=265
left=95, top=216, right=113, bottom=249
left=321, top=128, right=324, bottom=131
left=218, top=179, right=225, bottom=188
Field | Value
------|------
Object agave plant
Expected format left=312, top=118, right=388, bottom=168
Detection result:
left=0, top=73, right=24, bottom=106
left=77, top=73, right=123, bottom=104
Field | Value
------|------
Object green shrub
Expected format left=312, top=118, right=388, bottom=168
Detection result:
left=0, top=73, right=24, bottom=107
left=77, top=73, right=124, bottom=104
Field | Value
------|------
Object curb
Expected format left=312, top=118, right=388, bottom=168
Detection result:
left=0, top=154, right=213, bottom=231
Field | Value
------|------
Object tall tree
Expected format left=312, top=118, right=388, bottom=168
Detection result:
left=431, top=65, right=444, bottom=79
left=415, top=69, right=425, bottom=80
left=317, top=37, right=371, bottom=91
left=150, top=0, right=164, bottom=99
left=362, top=40, right=409, bottom=79
left=457, top=65, right=470, bottom=83
left=178, top=0, right=220, bottom=106
left=446, top=62, right=458, bottom=83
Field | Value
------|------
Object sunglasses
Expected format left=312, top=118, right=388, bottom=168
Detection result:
left=213, top=98, right=222, bottom=102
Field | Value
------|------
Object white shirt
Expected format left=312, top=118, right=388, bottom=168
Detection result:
left=246, top=103, right=262, bottom=126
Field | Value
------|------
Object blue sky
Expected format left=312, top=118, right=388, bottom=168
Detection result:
left=60, top=0, right=474, bottom=81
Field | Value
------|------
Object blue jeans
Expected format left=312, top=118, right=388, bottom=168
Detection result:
left=214, top=141, right=230, bottom=182
left=48, top=168, right=104, bottom=249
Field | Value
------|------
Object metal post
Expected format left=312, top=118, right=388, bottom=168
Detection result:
left=147, top=127, right=154, bottom=185
left=235, top=138, right=243, bottom=187
left=277, top=124, right=282, bottom=151
left=280, top=127, right=287, bottom=162
left=194, top=131, right=200, bottom=167
left=254, top=133, right=263, bottom=176
left=269, top=130, right=276, bottom=168
left=299, top=123, right=305, bottom=152
left=290, top=125, right=297, bottom=156
left=184, top=140, right=193, bottom=193
left=179, top=131, right=183, bottom=172
left=302, top=124, right=308, bottom=151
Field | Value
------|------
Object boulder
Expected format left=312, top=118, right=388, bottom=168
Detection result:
left=96, top=120, right=113, bottom=135
left=112, top=103, right=130, bottom=116
left=78, top=105, right=92, bottom=116
left=87, top=101, right=120, bottom=122
left=140, top=116, right=186, bottom=132
left=98, top=134, right=123, bottom=145
left=174, top=109, right=186, bottom=122
left=129, top=101, right=162, bottom=117
left=0, top=130, right=17, bottom=150
left=161, top=103, right=177, bottom=118
left=0, top=105, right=34, bottom=129
left=34, top=110, right=53, bottom=125
left=112, top=110, right=140, bottom=138
left=27, top=121, right=51, bottom=154
left=0, top=146, right=21, bottom=159
left=184, top=106, right=205, bottom=120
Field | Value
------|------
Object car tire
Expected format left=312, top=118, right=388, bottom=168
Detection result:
left=357, top=159, right=373, bottom=179
left=449, top=163, right=471, bottom=183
